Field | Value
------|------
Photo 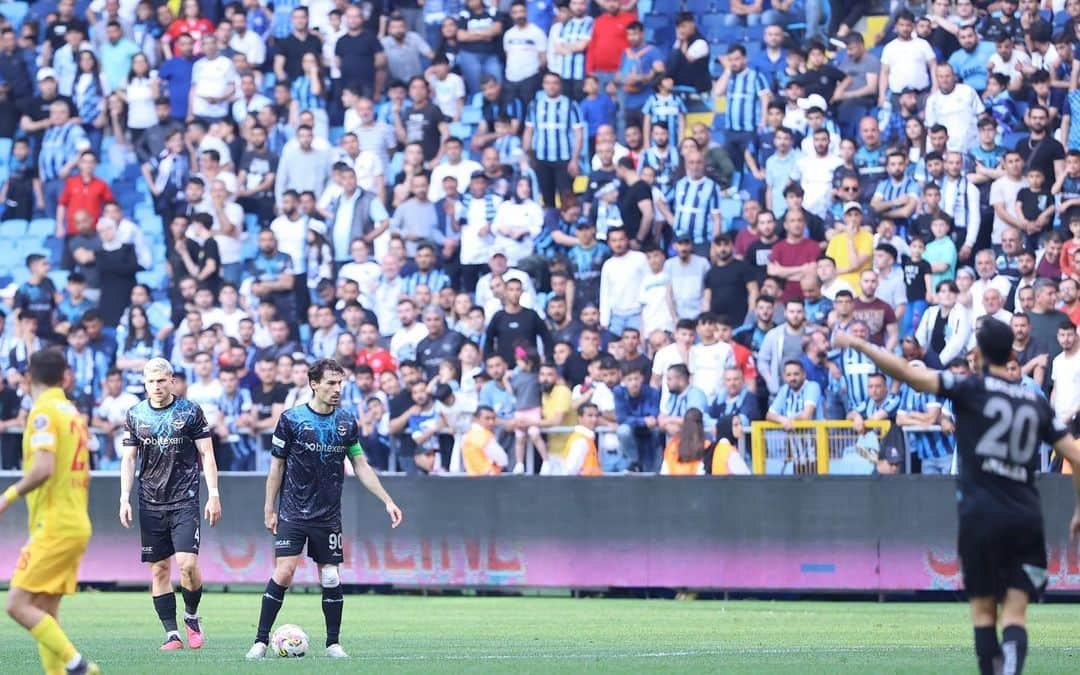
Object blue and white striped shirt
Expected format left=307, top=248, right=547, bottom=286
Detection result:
left=291, top=75, right=326, bottom=112
left=671, top=175, right=722, bottom=245
left=639, top=144, right=681, bottom=200
left=897, top=384, right=952, bottom=459
left=872, top=175, right=921, bottom=228
left=526, top=95, right=584, bottom=162
left=558, top=15, right=593, bottom=81
left=73, top=73, right=107, bottom=125
left=642, top=93, right=687, bottom=140
left=725, top=68, right=770, bottom=132
left=39, top=122, right=88, bottom=181
left=769, top=381, right=824, bottom=419
left=403, top=268, right=451, bottom=296
left=831, top=347, right=877, bottom=412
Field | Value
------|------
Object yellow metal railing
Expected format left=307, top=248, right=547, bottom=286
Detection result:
left=750, top=420, right=892, bottom=475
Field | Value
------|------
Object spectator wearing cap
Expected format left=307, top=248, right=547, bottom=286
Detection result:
left=715, top=43, right=771, bottom=174
left=523, top=71, right=585, bottom=207
left=878, top=10, right=937, bottom=107
left=824, top=201, right=874, bottom=289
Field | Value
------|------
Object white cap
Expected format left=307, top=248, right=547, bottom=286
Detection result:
left=842, top=201, right=862, bottom=214
left=36, top=68, right=58, bottom=82
left=797, top=93, right=828, bottom=111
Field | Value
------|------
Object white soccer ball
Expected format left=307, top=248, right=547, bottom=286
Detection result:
left=271, top=624, right=309, bottom=658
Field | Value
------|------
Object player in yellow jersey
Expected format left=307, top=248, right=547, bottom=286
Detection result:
left=0, top=348, right=100, bottom=674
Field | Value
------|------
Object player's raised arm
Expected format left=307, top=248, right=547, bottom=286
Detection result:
left=195, top=436, right=221, bottom=527
left=350, top=452, right=403, bottom=528
left=832, top=331, right=941, bottom=395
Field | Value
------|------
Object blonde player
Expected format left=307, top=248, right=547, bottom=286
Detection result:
left=119, top=357, right=221, bottom=650
left=0, top=348, right=99, bottom=674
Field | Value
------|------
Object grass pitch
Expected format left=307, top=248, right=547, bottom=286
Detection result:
left=0, top=592, right=1078, bottom=673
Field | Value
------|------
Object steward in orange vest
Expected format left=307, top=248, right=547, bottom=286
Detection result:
left=462, top=407, right=509, bottom=476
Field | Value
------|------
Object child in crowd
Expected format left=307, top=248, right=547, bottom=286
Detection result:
left=924, top=216, right=958, bottom=290
left=901, top=235, right=933, bottom=337
left=492, top=115, right=523, bottom=165
left=0, top=138, right=39, bottom=220
left=579, top=75, right=617, bottom=155
left=982, top=73, right=1019, bottom=133
left=1016, top=166, right=1054, bottom=251
left=510, top=347, right=546, bottom=472
left=1057, top=150, right=1080, bottom=227
left=642, top=73, right=686, bottom=144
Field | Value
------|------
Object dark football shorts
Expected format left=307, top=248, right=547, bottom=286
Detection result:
left=958, top=514, right=1048, bottom=600
left=140, top=506, right=201, bottom=563
left=273, top=521, right=344, bottom=565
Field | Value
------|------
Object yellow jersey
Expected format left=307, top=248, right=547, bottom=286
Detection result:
left=22, top=388, right=92, bottom=540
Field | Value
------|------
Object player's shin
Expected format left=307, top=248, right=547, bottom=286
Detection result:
left=1002, top=625, right=1028, bottom=675
left=974, top=626, right=1001, bottom=675
left=255, top=579, right=288, bottom=644
left=37, top=642, right=64, bottom=675
left=320, top=565, right=343, bottom=648
left=152, top=592, right=179, bottom=637
left=28, top=615, right=79, bottom=665
left=181, top=585, right=203, bottom=618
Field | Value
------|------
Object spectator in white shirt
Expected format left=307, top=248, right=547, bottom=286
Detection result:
left=186, top=351, right=223, bottom=427
left=229, top=11, right=266, bottom=66
left=792, top=127, right=843, bottom=219
left=429, top=137, right=483, bottom=202
left=492, top=176, right=544, bottom=267
left=426, top=55, right=466, bottom=121
left=599, top=228, right=650, bottom=337
left=502, top=2, right=547, bottom=105
left=664, top=237, right=711, bottom=321
left=878, top=10, right=937, bottom=105
left=188, top=35, right=237, bottom=123
left=924, top=64, right=983, bottom=152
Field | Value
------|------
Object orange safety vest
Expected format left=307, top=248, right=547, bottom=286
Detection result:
left=662, top=438, right=705, bottom=476
left=462, top=425, right=502, bottom=476
left=710, top=439, right=737, bottom=476
left=567, top=429, right=602, bottom=476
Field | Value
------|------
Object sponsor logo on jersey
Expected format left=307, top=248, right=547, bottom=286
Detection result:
left=172, top=418, right=186, bottom=430
left=274, top=539, right=292, bottom=547
left=138, top=423, right=151, bottom=430
left=29, top=432, right=55, bottom=447
left=337, top=424, right=348, bottom=436
left=32, top=414, right=49, bottom=430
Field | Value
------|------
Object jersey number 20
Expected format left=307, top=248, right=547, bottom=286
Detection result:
left=976, top=398, right=1039, bottom=464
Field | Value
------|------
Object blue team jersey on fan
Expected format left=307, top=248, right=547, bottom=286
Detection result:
left=271, top=405, right=363, bottom=527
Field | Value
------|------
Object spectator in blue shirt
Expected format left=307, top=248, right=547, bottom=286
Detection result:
left=157, top=32, right=196, bottom=120
left=766, top=360, right=824, bottom=426
left=578, top=75, right=616, bottom=154
left=614, top=365, right=661, bottom=472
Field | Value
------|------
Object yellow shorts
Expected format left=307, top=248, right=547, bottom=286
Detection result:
left=10, top=537, right=90, bottom=596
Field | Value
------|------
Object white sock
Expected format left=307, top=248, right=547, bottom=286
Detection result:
left=65, top=654, right=82, bottom=669
left=184, top=612, right=198, bottom=620
left=167, top=630, right=180, bottom=639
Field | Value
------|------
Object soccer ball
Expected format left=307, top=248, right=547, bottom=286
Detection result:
left=271, top=624, right=309, bottom=658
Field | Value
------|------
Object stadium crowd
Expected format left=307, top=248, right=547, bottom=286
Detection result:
left=0, top=0, right=1079, bottom=476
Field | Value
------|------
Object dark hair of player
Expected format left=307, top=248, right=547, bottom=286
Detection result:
left=308, top=358, right=345, bottom=384
left=29, top=347, right=67, bottom=387
left=976, top=318, right=1014, bottom=367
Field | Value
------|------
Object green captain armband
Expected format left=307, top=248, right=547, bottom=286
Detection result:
left=347, top=443, right=364, bottom=458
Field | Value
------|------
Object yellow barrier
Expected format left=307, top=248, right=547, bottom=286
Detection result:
left=750, top=420, right=892, bottom=475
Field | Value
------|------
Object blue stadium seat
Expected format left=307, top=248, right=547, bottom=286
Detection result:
left=685, top=0, right=711, bottom=14
left=450, top=122, right=474, bottom=139
left=0, top=138, right=12, bottom=162
left=743, top=25, right=765, bottom=44
left=28, top=218, right=53, bottom=238
left=461, top=106, right=483, bottom=125
left=712, top=0, right=730, bottom=11
left=0, top=219, right=27, bottom=237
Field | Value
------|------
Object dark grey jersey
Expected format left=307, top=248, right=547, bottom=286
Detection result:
left=124, top=397, right=210, bottom=511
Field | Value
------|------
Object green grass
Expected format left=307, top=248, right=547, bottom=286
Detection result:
left=1, top=592, right=1079, bottom=673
